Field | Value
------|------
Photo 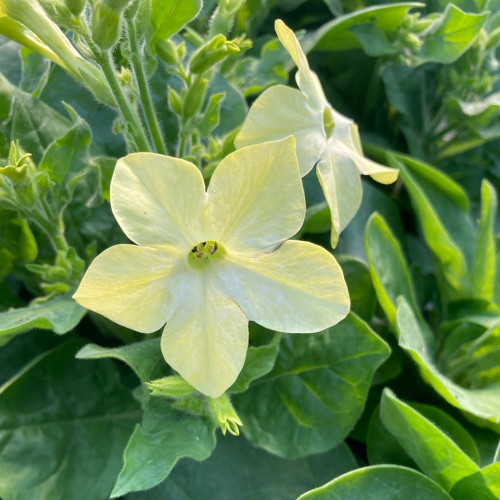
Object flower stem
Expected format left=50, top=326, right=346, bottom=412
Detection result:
left=126, top=17, right=167, bottom=155
left=95, top=47, right=151, bottom=152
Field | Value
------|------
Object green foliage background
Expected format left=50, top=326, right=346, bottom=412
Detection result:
left=0, top=0, right=499, bottom=498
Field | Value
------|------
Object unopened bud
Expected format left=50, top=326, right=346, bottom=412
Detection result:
left=183, top=76, right=209, bottom=119
left=92, top=1, right=123, bottom=50
left=146, top=376, right=196, bottom=398
left=156, top=39, right=178, bottom=65
left=189, top=34, right=240, bottom=74
left=206, top=393, right=242, bottom=436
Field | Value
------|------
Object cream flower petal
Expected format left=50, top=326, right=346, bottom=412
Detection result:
left=216, top=240, right=350, bottom=333
left=317, top=144, right=363, bottom=248
left=345, top=124, right=399, bottom=184
left=274, top=19, right=327, bottom=111
left=234, top=85, right=326, bottom=176
left=205, top=138, right=306, bottom=252
left=161, top=276, right=248, bottom=398
left=111, top=153, right=206, bottom=249
left=73, top=244, right=185, bottom=333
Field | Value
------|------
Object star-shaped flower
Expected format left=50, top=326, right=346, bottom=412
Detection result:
left=235, top=20, right=399, bottom=247
left=73, top=138, right=350, bottom=397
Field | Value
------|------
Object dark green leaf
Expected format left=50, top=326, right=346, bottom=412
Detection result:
left=229, top=329, right=280, bottom=393
left=349, top=22, right=398, bottom=57
left=365, top=212, right=420, bottom=327
left=298, top=465, right=453, bottom=500
left=38, top=104, right=93, bottom=211
left=127, top=436, right=357, bottom=500
left=76, top=338, right=166, bottom=383
left=111, top=397, right=216, bottom=497
left=0, top=341, right=140, bottom=500
left=0, top=293, right=85, bottom=346
left=10, top=85, right=70, bottom=163
left=337, top=255, right=377, bottom=322
left=235, top=314, right=390, bottom=458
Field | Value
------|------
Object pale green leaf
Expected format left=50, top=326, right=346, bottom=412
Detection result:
left=380, top=389, right=479, bottom=491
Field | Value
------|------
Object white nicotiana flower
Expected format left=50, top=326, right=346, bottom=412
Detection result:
left=74, top=138, right=350, bottom=397
left=235, top=20, right=399, bottom=247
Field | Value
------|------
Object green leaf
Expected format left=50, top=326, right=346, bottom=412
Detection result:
left=337, top=255, right=377, bottom=322
left=127, top=436, right=357, bottom=500
left=364, top=212, right=420, bottom=327
left=396, top=298, right=500, bottom=426
left=349, top=22, right=398, bottom=57
left=211, top=72, right=247, bottom=136
left=233, top=38, right=288, bottom=96
left=39, top=104, right=93, bottom=212
left=472, top=180, right=498, bottom=302
left=0, top=340, right=140, bottom=500
left=298, top=465, right=453, bottom=500
left=0, top=72, right=13, bottom=121
left=111, top=397, right=216, bottom=497
left=0, top=293, right=85, bottom=346
left=418, top=4, right=488, bottom=64
left=151, top=0, right=202, bottom=43
left=391, top=154, right=471, bottom=299
left=234, top=314, right=390, bottom=458
left=380, top=389, right=479, bottom=491
left=313, top=3, right=424, bottom=51
left=76, top=338, right=166, bottom=383
left=229, top=328, right=280, bottom=393
left=10, top=85, right=70, bottom=164
left=451, top=462, right=500, bottom=500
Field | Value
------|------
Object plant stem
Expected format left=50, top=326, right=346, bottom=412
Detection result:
left=126, top=18, right=167, bottom=155
left=29, top=209, right=69, bottom=253
left=95, top=48, right=151, bottom=152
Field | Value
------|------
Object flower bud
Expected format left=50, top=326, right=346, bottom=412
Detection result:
left=206, top=393, right=242, bottom=436
left=156, top=39, right=178, bottom=65
left=91, top=0, right=123, bottom=50
left=183, top=76, right=209, bottom=120
left=189, top=34, right=240, bottom=74
left=167, top=85, right=183, bottom=116
left=146, top=376, right=196, bottom=398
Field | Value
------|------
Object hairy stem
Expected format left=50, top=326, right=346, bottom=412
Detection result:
left=126, top=18, right=167, bottom=154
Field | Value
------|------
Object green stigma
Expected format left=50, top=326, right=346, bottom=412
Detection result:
left=323, top=106, right=335, bottom=138
left=188, top=240, right=225, bottom=268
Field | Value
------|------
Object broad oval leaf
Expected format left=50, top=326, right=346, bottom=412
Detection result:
left=380, top=389, right=479, bottom=491
left=76, top=339, right=166, bottom=383
left=126, top=436, right=358, bottom=500
left=298, top=465, right=453, bottom=500
left=0, top=293, right=86, bottom=347
left=0, top=340, right=140, bottom=500
left=313, top=3, right=424, bottom=52
left=234, top=313, right=390, bottom=458
left=111, top=397, right=216, bottom=497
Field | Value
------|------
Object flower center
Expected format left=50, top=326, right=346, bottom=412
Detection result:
left=188, top=240, right=224, bottom=268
